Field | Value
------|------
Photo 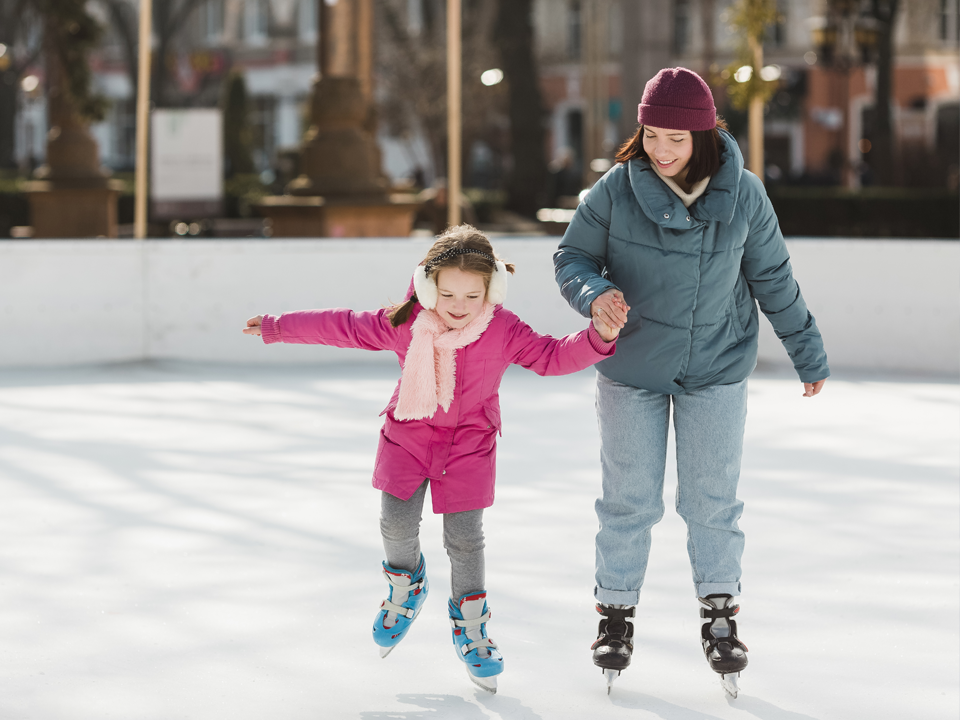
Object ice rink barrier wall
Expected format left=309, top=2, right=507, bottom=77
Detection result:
left=0, top=238, right=957, bottom=376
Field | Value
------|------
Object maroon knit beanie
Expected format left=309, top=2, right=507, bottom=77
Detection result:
left=637, top=67, right=716, bottom=131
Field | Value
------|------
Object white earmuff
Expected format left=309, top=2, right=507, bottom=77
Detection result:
left=487, top=260, right=508, bottom=305
left=413, top=264, right=438, bottom=310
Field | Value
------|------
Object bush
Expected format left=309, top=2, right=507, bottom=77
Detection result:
left=769, top=187, right=958, bottom=238
left=0, top=193, right=29, bottom=237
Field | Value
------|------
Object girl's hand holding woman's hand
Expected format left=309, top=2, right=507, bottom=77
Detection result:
left=243, top=315, right=264, bottom=336
left=803, top=379, right=826, bottom=397
left=592, top=312, right=620, bottom=342
left=591, top=289, right=630, bottom=330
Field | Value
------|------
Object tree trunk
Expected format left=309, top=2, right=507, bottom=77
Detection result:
left=0, top=0, right=38, bottom=169
left=870, top=0, right=898, bottom=186
left=495, top=0, right=546, bottom=217
left=0, top=71, right=15, bottom=169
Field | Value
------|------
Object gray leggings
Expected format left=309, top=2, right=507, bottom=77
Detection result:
left=380, top=480, right=485, bottom=600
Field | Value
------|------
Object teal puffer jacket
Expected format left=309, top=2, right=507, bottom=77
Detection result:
left=554, top=130, right=829, bottom=394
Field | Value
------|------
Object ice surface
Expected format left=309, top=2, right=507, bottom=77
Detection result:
left=0, top=362, right=956, bottom=720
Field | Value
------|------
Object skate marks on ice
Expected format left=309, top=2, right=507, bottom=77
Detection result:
left=725, top=695, right=823, bottom=720
left=360, top=692, right=543, bottom=720
left=475, top=689, right=544, bottom=720
left=608, top=689, right=821, bottom=720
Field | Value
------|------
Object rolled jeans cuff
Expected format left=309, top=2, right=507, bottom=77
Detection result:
left=594, top=586, right=640, bottom=606
left=696, top=581, right=741, bottom=598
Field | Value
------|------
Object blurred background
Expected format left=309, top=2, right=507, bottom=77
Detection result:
left=0, top=0, right=957, bottom=239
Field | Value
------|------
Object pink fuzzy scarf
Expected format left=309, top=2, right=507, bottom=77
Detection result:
left=394, top=303, right=496, bottom=421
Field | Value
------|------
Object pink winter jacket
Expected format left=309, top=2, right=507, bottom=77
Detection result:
left=260, top=304, right=615, bottom=513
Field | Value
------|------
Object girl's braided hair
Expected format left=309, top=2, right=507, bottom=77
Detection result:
left=387, top=224, right=516, bottom=328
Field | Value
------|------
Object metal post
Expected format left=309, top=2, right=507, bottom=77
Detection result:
left=447, top=0, right=461, bottom=228
left=357, top=0, right=373, bottom=100
left=319, top=0, right=331, bottom=77
left=134, top=0, right=153, bottom=239
left=748, top=34, right=764, bottom=182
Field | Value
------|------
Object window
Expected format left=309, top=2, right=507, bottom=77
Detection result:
left=673, top=0, right=691, bottom=55
left=250, top=95, right=277, bottom=172
left=568, top=1, right=582, bottom=60
left=407, top=0, right=423, bottom=36
left=202, top=0, right=224, bottom=45
left=770, top=0, right=787, bottom=48
left=298, top=0, right=317, bottom=43
left=942, top=0, right=960, bottom=43
left=244, top=0, right=270, bottom=46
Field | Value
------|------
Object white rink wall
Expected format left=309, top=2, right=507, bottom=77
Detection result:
left=0, top=238, right=957, bottom=376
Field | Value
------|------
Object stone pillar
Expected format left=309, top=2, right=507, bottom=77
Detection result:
left=25, top=22, right=121, bottom=238
left=257, top=0, right=418, bottom=237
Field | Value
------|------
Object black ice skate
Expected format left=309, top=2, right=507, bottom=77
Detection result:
left=699, top=594, right=749, bottom=698
left=591, top=604, right=635, bottom=694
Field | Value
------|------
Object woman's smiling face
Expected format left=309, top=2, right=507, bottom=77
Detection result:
left=642, top=126, right=693, bottom=181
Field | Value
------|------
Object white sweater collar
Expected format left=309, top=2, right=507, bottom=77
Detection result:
left=651, top=163, right=711, bottom=208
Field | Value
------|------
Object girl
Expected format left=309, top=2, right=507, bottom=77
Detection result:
left=554, top=67, right=829, bottom=697
left=243, top=224, right=619, bottom=693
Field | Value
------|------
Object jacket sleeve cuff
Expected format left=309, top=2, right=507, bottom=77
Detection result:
left=587, top=324, right=616, bottom=355
left=260, top=314, right=282, bottom=344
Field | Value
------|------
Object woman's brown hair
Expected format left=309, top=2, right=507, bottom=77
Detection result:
left=615, top=117, right=729, bottom=185
left=387, top=224, right=516, bottom=328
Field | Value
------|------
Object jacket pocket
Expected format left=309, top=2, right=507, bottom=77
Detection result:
left=727, top=295, right=746, bottom=342
left=482, top=403, right=502, bottom=437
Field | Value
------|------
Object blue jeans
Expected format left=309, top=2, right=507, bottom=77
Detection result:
left=594, top=372, right=747, bottom=604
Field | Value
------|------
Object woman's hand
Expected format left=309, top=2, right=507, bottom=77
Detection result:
left=591, top=289, right=630, bottom=329
left=803, top=379, right=826, bottom=397
left=592, top=312, right=620, bottom=342
left=243, top=315, right=264, bottom=336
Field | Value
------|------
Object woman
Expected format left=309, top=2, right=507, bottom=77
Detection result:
left=553, top=67, right=829, bottom=696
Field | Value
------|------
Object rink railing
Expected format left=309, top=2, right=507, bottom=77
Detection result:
left=0, top=237, right=957, bottom=376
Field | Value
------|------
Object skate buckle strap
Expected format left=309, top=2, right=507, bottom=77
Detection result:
left=381, top=600, right=417, bottom=619
left=449, top=609, right=491, bottom=629
left=597, top=604, right=635, bottom=619
left=700, top=604, right=739, bottom=620
left=382, top=570, right=425, bottom=593
left=460, top=637, right=498, bottom=655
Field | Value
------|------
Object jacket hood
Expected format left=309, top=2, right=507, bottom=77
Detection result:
left=627, top=128, right=743, bottom=227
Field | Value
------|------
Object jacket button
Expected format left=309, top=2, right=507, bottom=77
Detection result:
left=442, top=470, right=446, bottom=475
left=663, top=213, right=670, bottom=219
left=686, top=215, right=691, bottom=221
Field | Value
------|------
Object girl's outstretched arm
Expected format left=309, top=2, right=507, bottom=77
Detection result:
left=242, top=308, right=403, bottom=352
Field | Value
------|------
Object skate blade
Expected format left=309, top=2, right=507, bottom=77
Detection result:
left=468, top=672, right=497, bottom=694
left=604, top=668, right=621, bottom=695
left=720, top=672, right=739, bottom=698
left=379, top=645, right=394, bottom=659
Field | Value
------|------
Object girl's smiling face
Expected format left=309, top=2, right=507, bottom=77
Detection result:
left=434, top=267, right=486, bottom=329
left=642, top=126, right=693, bottom=181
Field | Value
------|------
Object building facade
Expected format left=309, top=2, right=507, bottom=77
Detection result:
left=13, top=0, right=960, bottom=191
left=534, top=0, right=959, bottom=189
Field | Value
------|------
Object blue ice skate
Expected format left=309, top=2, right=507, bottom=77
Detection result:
left=372, top=555, right=428, bottom=658
left=448, top=591, right=504, bottom=693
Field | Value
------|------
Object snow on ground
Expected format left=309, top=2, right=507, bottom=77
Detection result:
left=0, top=361, right=956, bottom=720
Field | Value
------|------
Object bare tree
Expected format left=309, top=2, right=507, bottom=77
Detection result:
left=102, top=0, right=208, bottom=106
left=0, top=0, right=43, bottom=169
left=376, top=0, right=505, bottom=185
left=101, top=0, right=139, bottom=100
left=495, top=0, right=546, bottom=215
